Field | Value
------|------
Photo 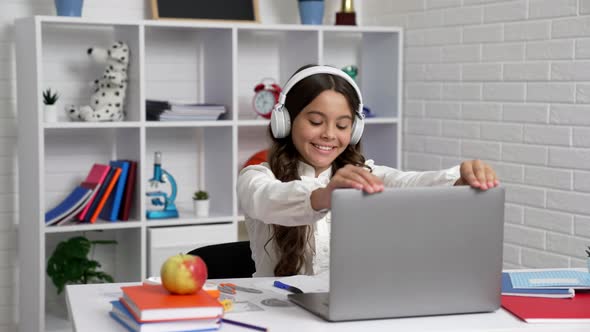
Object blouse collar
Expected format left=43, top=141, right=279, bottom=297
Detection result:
left=298, top=161, right=332, bottom=180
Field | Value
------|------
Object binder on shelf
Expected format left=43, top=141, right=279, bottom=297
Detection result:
left=109, top=300, right=220, bottom=332
left=77, top=163, right=111, bottom=221
left=501, top=273, right=574, bottom=298
left=119, top=160, right=137, bottom=221
left=119, top=284, right=223, bottom=323
left=100, top=160, right=130, bottom=221
left=44, top=186, right=93, bottom=226
left=502, top=293, right=590, bottom=323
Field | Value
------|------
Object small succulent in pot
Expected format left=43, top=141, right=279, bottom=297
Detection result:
left=43, top=88, right=59, bottom=105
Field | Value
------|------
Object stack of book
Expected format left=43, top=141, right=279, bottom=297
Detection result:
left=146, top=99, right=227, bottom=121
left=44, top=161, right=138, bottom=226
left=110, top=284, right=223, bottom=332
left=501, top=269, right=590, bottom=322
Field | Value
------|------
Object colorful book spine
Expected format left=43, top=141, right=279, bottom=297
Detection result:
left=100, top=160, right=130, bottom=221
left=77, top=163, right=111, bottom=221
left=86, top=167, right=121, bottom=223
left=119, top=160, right=137, bottom=221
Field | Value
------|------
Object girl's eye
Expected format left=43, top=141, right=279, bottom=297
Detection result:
left=309, top=120, right=322, bottom=126
left=337, top=125, right=348, bottom=130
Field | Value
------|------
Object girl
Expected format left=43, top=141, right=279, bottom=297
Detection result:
left=237, top=65, right=498, bottom=277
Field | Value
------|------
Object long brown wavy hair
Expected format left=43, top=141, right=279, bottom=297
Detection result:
left=267, top=65, right=366, bottom=276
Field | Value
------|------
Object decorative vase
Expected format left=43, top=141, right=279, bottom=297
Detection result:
left=194, top=200, right=210, bottom=218
left=298, top=0, right=324, bottom=25
left=44, top=104, right=57, bottom=122
left=55, top=0, right=84, bottom=17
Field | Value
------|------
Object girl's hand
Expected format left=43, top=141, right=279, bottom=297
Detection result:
left=454, top=160, right=499, bottom=190
left=311, top=165, right=384, bottom=211
left=328, top=164, right=384, bottom=194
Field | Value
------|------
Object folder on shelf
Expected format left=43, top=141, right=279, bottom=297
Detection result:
left=77, top=163, right=111, bottom=221
left=109, top=300, right=221, bottom=332
left=119, top=160, right=137, bottom=221
left=501, top=273, right=574, bottom=298
left=502, top=293, right=590, bottom=323
left=99, top=160, right=130, bottom=221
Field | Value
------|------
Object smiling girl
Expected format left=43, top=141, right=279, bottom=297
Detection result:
left=237, top=65, right=499, bottom=277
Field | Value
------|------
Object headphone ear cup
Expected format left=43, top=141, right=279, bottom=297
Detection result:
left=350, top=115, right=364, bottom=145
left=270, top=105, right=291, bottom=139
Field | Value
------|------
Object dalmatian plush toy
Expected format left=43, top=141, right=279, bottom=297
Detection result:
left=66, top=41, right=129, bottom=122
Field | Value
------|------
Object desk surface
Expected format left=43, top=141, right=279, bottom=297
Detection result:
left=66, top=277, right=590, bottom=332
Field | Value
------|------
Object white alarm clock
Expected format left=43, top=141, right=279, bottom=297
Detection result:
left=252, top=78, right=281, bottom=119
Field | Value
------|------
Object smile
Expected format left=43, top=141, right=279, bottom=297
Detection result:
left=312, top=143, right=335, bottom=151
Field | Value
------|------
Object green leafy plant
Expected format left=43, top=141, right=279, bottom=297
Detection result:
left=193, top=190, right=209, bottom=200
left=46, top=235, right=117, bottom=294
left=586, top=246, right=590, bottom=257
left=42, top=88, right=59, bottom=105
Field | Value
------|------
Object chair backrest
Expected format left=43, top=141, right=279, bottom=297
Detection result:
left=186, top=241, right=255, bottom=279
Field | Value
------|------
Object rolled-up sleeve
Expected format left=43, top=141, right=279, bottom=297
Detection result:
left=237, top=164, right=328, bottom=227
left=366, top=160, right=460, bottom=188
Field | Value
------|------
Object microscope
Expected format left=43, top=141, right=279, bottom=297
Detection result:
left=146, top=151, right=179, bottom=219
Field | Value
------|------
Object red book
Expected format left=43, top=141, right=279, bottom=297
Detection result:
left=502, top=293, right=590, bottom=323
left=119, top=284, right=223, bottom=323
left=118, top=160, right=137, bottom=221
left=77, top=163, right=110, bottom=221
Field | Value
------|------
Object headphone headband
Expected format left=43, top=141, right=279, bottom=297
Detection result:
left=278, top=66, right=364, bottom=112
left=271, top=65, right=365, bottom=145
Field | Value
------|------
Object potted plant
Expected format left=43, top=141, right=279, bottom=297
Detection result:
left=42, top=88, right=59, bottom=122
left=586, top=246, right=590, bottom=273
left=46, top=235, right=117, bottom=294
left=193, top=190, right=210, bottom=217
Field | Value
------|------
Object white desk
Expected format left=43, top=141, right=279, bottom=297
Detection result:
left=66, top=277, right=590, bottom=332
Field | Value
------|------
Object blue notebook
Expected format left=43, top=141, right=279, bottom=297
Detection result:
left=99, top=160, right=130, bottom=221
left=45, top=186, right=92, bottom=226
left=502, top=272, right=574, bottom=298
left=509, top=270, right=590, bottom=289
left=109, top=300, right=220, bottom=332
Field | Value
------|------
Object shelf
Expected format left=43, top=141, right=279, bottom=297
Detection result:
left=44, top=220, right=142, bottom=233
left=146, top=216, right=234, bottom=228
left=44, top=121, right=142, bottom=129
left=16, top=17, right=402, bottom=332
left=145, top=120, right=233, bottom=127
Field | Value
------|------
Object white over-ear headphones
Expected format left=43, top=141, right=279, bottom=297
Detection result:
left=270, top=65, right=365, bottom=145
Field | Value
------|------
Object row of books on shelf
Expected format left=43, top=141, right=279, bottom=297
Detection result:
left=501, top=269, right=590, bottom=323
left=44, top=160, right=137, bottom=226
left=146, top=99, right=227, bottom=121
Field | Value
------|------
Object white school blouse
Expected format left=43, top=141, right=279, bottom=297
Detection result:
left=237, top=160, right=461, bottom=277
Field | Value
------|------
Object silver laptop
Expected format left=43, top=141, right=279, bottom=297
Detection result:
left=288, top=186, right=505, bottom=322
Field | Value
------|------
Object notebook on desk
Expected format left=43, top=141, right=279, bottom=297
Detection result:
left=288, top=186, right=506, bottom=322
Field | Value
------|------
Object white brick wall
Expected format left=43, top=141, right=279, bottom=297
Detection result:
left=363, top=0, right=590, bottom=270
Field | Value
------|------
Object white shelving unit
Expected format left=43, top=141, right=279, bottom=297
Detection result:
left=15, top=16, right=402, bottom=332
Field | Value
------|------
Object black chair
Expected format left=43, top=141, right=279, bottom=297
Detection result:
left=186, top=241, right=255, bottom=279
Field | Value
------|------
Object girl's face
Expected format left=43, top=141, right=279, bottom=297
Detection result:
left=291, top=90, right=354, bottom=176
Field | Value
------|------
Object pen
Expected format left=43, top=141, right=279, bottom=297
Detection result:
left=221, top=318, right=268, bottom=331
left=273, top=280, right=304, bottom=294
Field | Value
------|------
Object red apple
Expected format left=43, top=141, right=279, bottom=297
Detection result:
left=160, top=254, right=208, bottom=295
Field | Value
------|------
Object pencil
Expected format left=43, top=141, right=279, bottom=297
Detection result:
left=221, top=318, right=268, bottom=331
